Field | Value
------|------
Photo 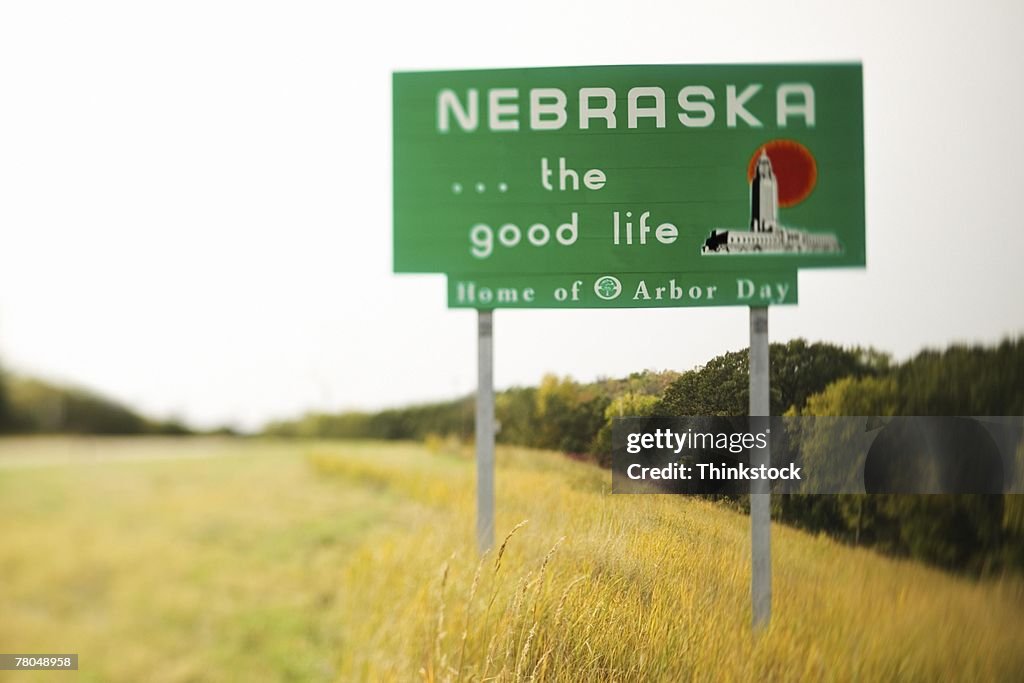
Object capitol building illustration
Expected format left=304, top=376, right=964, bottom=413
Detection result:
left=702, top=150, right=842, bottom=255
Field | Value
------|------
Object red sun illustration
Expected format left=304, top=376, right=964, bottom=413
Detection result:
left=746, top=139, right=817, bottom=208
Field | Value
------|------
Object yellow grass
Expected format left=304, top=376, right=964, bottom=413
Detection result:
left=1, top=437, right=1022, bottom=682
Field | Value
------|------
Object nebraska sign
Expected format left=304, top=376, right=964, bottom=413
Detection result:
left=393, top=63, right=864, bottom=277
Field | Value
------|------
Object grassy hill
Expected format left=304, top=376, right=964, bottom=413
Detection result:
left=1, top=438, right=1022, bottom=681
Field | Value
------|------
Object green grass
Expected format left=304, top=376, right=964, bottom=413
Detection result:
left=0, top=438, right=410, bottom=682
left=1, top=438, right=1022, bottom=681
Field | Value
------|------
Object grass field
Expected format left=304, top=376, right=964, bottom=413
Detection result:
left=1, top=437, right=1022, bottom=681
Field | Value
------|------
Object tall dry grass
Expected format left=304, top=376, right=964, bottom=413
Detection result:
left=1, top=438, right=1021, bottom=681
left=310, top=444, right=1024, bottom=682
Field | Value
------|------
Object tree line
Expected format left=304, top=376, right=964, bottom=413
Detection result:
left=0, top=371, right=195, bottom=435
left=4, top=338, right=1022, bottom=575
left=265, top=338, right=887, bottom=460
left=266, top=337, right=1024, bottom=575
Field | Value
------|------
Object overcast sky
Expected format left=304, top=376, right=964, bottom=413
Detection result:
left=1, top=1, right=1022, bottom=431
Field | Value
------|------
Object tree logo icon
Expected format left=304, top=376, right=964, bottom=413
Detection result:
left=594, top=276, right=622, bottom=301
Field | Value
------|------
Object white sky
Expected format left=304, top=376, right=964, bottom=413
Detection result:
left=1, top=1, right=1022, bottom=431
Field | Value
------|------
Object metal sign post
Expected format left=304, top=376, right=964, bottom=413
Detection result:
left=476, top=309, right=495, bottom=553
left=749, top=306, right=772, bottom=629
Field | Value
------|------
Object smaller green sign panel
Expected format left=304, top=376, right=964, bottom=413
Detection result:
left=448, top=272, right=797, bottom=309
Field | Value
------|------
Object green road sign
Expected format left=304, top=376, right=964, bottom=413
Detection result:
left=394, top=64, right=864, bottom=275
left=447, top=271, right=797, bottom=309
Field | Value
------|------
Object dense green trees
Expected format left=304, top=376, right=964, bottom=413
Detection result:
left=265, top=398, right=476, bottom=441
left=5, top=377, right=147, bottom=434
left=655, top=339, right=887, bottom=417
left=650, top=340, right=1024, bottom=573
left=0, top=373, right=192, bottom=435
left=0, top=362, right=11, bottom=433
left=494, top=387, right=538, bottom=446
left=265, top=370, right=678, bottom=458
left=774, top=339, right=1024, bottom=573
